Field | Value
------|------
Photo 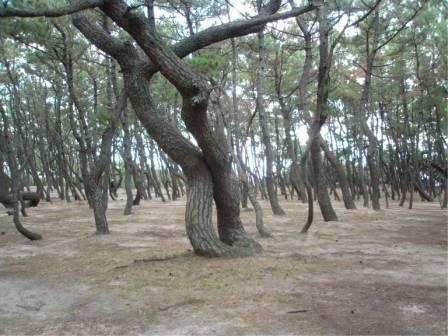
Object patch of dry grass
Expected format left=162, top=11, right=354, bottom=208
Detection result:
left=0, top=192, right=446, bottom=335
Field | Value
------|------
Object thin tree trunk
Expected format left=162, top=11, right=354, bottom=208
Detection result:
left=122, top=106, right=133, bottom=215
left=320, top=135, right=356, bottom=209
left=256, top=30, right=285, bottom=216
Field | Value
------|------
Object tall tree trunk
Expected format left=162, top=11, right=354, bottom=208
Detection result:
left=359, top=10, right=381, bottom=210
left=122, top=106, right=133, bottom=216
left=310, top=2, right=338, bottom=221
left=256, top=30, right=285, bottom=216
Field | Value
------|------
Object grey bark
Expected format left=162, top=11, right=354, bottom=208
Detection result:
left=256, top=29, right=285, bottom=216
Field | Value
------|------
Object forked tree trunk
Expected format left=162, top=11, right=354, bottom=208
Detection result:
left=73, top=1, right=302, bottom=257
left=125, top=63, right=261, bottom=256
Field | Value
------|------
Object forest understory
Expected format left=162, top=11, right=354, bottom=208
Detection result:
left=0, top=191, right=446, bottom=336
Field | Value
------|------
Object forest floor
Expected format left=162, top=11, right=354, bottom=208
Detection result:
left=0, top=191, right=446, bottom=335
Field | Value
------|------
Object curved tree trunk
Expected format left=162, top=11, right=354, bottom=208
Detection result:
left=182, top=98, right=262, bottom=251
left=125, top=64, right=260, bottom=256
left=1, top=103, right=42, bottom=240
left=235, top=151, right=272, bottom=238
left=73, top=3, right=295, bottom=256
left=301, top=180, right=314, bottom=233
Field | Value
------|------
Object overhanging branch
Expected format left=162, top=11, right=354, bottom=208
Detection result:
left=0, top=0, right=104, bottom=18
left=172, top=4, right=316, bottom=58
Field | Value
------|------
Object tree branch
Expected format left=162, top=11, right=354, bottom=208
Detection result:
left=71, top=12, right=129, bottom=62
left=0, top=0, right=104, bottom=18
left=171, top=3, right=316, bottom=59
left=349, top=0, right=382, bottom=27
left=374, top=0, right=428, bottom=52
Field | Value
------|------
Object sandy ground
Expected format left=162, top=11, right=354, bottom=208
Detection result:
left=0, top=191, right=446, bottom=335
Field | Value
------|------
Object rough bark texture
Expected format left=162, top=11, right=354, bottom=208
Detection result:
left=71, top=0, right=314, bottom=256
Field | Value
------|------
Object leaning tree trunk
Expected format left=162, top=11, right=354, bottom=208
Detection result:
left=134, top=122, right=153, bottom=200
left=122, top=67, right=240, bottom=256
left=123, top=54, right=260, bottom=256
left=0, top=103, right=42, bottom=240
left=5, top=63, right=47, bottom=201
left=73, top=1, right=304, bottom=256
left=244, top=174, right=272, bottom=238
left=301, top=180, right=314, bottom=233
left=149, top=143, right=166, bottom=201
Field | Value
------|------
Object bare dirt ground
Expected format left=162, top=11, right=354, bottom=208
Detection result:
left=0, top=191, right=447, bottom=335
